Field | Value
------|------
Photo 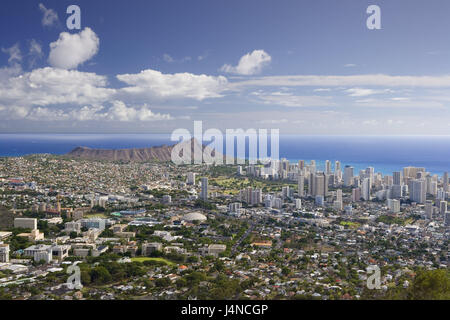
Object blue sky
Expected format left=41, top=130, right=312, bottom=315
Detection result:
left=1, top=0, right=450, bottom=134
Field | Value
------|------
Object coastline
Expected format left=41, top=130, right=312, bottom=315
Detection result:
left=1, top=134, right=450, bottom=175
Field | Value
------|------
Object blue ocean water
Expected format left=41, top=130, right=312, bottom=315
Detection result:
left=0, top=134, right=450, bottom=175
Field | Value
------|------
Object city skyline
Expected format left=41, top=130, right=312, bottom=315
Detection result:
left=3, top=1, right=450, bottom=134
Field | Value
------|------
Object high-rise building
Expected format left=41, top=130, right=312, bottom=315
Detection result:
left=282, top=186, right=290, bottom=199
left=387, top=199, right=400, bottom=213
left=390, top=184, right=403, bottom=199
left=295, top=199, right=302, bottom=209
left=361, top=178, right=371, bottom=201
left=384, top=175, right=393, bottom=186
left=298, top=174, right=305, bottom=197
left=325, top=160, right=331, bottom=175
left=272, top=197, right=283, bottom=209
left=430, top=181, right=438, bottom=196
left=264, top=195, right=272, bottom=208
left=425, top=200, right=433, bottom=220
left=328, top=174, right=335, bottom=186
left=426, top=175, right=432, bottom=194
left=201, top=177, right=208, bottom=201
left=335, top=161, right=341, bottom=172
left=365, top=167, right=374, bottom=186
left=440, top=200, right=447, bottom=216
left=336, top=189, right=343, bottom=203
left=444, top=172, right=449, bottom=193
left=282, top=159, right=290, bottom=169
left=417, top=171, right=426, bottom=179
left=310, top=160, right=316, bottom=172
left=393, top=171, right=402, bottom=185
left=410, top=179, right=426, bottom=204
left=344, top=166, right=354, bottom=187
left=403, top=167, right=426, bottom=180
left=334, top=161, right=342, bottom=183
left=335, top=189, right=343, bottom=210
left=352, top=188, right=361, bottom=202
left=313, top=172, right=327, bottom=198
left=246, top=187, right=253, bottom=203
left=251, top=188, right=262, bottom=205
left=308, top=172, right=315, bottom=196
left=436, top=188, right=446, bottom=202
left=228, top=203, right=242, bottom=215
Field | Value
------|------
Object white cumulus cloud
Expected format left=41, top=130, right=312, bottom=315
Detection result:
left=221, top=50, right=271, bottom=75
left=48, top=27, right=100, bottom=69
left=105, top=101, right=172, bottom=122
left=117, top=69, right=228, bottom=101
left=0, top=67, right=114, bottom=108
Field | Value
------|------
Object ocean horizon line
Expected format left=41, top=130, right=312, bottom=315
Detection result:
left=1, top=134, right=450, bottom=176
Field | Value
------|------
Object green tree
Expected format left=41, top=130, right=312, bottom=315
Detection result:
left=407, top=269, right=450, bottom=300
left=90, top=266, right=112, bottom=284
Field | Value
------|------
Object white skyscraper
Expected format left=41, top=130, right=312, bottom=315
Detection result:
left=335, top=161, right=341, bottom=172
left=410, top=179, right=426, bottom=204
left=334, top=161, right=342, bottom=183
left=336, top=189, right=343, bottom=203
left=361, top=178, right=371, bottom=201
left=387, top=199, right=400, bottom=213
left=365, top=167, right=374, bottom=186
left=295, top=199, right=302, bottom=209
left=325, top=160, right=331, bottom=175
left=430, top=181, right=438, bottom=196
left=344, top=166, right=354, bottom=187
left=436, top=188, right=446, bottom=202
left=335, top=189, right=343, bottom=210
